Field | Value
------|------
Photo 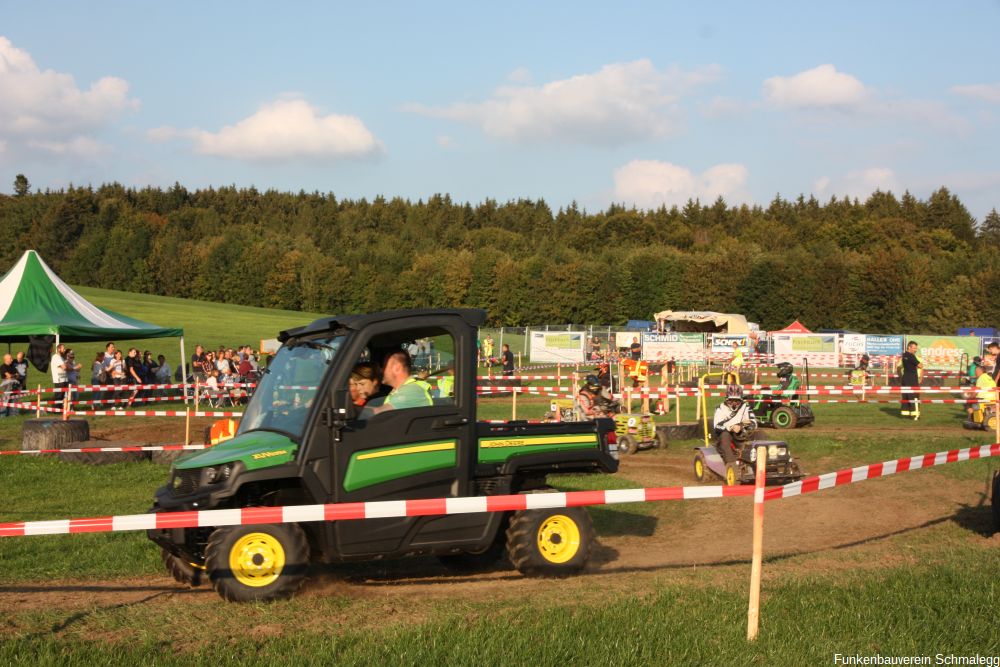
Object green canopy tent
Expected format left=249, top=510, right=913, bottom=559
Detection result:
left=0, top=250, right=187, bottom=393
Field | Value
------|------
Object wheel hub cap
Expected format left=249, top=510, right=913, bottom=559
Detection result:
left=537, top=515, right=581, bottom=564
left=229, top=532, right=286, bottom=587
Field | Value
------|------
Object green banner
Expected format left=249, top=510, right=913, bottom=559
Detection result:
left=907, top=335, right=979, bottom=371
left=790, top=335, right=837, bottom=353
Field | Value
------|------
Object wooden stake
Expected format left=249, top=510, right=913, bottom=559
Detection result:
left=36, top=384, right=41, bottom=418
left=675, top=388, right=680, bottom=425
left=747, top=443, right=767, bottom=641
left=557, top=363, right=562, bottom=388
left=512, top=387, right=518, bottom=421
left=185, top=406, right=191, bottom=446
left=994, top=387, right=999, bottom=444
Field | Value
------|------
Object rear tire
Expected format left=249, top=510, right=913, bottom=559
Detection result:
left=162, top=547, right=203, bottom=587
left=693, top=452, right=707, bottom=482
left=725, top=462, right=739, bottom=486
left=507, top=506, right=594, bottom=577
left=205, top=523, right=309, bottom=602
left=618, top=434, right=638, bottom=456
left=772, top=407, right=797, bottom=429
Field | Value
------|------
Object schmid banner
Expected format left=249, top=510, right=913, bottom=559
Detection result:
left=530, top=331, right=586, bottom=363
left=865, top=334, right=903, bottom=357
left=642, top=332, right=704, bottom=362
left=907, top=335, right=979, bottom=371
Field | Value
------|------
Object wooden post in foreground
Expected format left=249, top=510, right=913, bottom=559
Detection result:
left=185, top=406, right=191, bottom=446
left=675, top=388, right=680, bottom=425
left=512, top=387, right=518, bottom=421
left=36, top=384, right=41, bottom=418
left=747, top=443, right=767, bottom=641
left=994, top=387, right=999, bottom=444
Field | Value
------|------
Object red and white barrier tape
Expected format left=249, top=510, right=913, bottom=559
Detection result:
left=2, top=443, right=996, bottom=538
left=1, top=443, right=209, bottom=456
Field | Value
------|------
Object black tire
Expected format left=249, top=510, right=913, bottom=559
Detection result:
left=618, top=434, right=638, bottom=456
left=992, top=471, right=1000, bottom=533
left=162, top=547, right=203, bottom=587
left=771, top=407, right=797, bottom=430
left=506, top=506, right=594, bottom=577
left=205, top=523, right=309, bottom=602
left=151, top=449, right=186, bottom=465
left=693, top=452, right=707, bottom=482
left=654, top=428, right=669, bottom=450
left=21, top=419, right=89, bottom=451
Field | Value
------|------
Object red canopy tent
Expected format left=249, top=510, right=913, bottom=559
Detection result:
left=772, top=320, right=812, bottom=334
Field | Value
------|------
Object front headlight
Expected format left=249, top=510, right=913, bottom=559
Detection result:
left=204, top=463, right=234, bottom=484
left=767, top=445, right=787, bottom=459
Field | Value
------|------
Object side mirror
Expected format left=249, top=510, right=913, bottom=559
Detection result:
left=324, top=388, right=353, bottom=428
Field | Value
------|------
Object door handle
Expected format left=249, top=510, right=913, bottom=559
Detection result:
left=434, top=417, right=468, bottom=429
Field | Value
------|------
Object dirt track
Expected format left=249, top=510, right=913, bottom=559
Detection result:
left=2, top=436, right=996, bottom=622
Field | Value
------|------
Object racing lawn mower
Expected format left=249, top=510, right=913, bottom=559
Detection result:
left=694, top=377, right=804, bottom=486
left=963, top=402, right=997, bottom=431
left=752, top=361, right=815, bottom=429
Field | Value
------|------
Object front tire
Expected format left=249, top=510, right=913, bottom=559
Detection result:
left=204, top=523, right=309, bottom=602
left=507, top=507, right=594, bottom=577
left=655, top=428, right=669, bottom=449
left=693, top=452, right=707, bottom=482
left=618, top=434, right=638, bottom=456
left=161, top=547, right=203, bottom=587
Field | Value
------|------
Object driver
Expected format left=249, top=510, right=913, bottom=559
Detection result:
left=577, top=374, right=619, bottom=418
left=714, top=384, right=757, bottom=464
left=362, top=351, right=432, bottom=417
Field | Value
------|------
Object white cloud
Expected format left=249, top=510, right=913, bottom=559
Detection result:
left=436, top=135, right=456, bottom=149
left=149, top=99, right=383, bottom=162
left=813, top=167, right=900, bottom=199
left=612, top=159, right=749, bottom=209
left=951, top=83, right=1000, bottom=104
left=763, top=64, right=867, bottom=109
left=405, top=60, right=722, bottom=145
left=0, top=35, right=137, bottom=158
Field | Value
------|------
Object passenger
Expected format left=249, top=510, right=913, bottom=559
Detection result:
left=436, top=363, right=455, bottom=399
left=349, top=362, right=384, bottom=408
left=713, top=385, right=757, bottom=464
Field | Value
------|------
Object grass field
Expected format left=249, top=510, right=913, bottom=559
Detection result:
left=1, top=290, right=998, bottom=664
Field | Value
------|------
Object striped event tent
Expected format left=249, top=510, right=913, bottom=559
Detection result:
left=0, top=250, right=186, bottom=385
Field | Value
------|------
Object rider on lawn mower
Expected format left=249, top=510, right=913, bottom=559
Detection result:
left=578, top=374, right=620, bottom=418
left=714, top=384, right=757, bottom=464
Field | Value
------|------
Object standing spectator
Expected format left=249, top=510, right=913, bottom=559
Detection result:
left=590, top=336, right=602, bottom=361
left=13, top=351, right=28, bottom=389
left=100, top=342, right=117, bottom=405
left=51, top=343, right=69, bottom=394
left=125, top=348, right=143, bottom=407
left=0, top=354, right=19, bottom=417
left=501, top=343, right=515, bottom=377
left=899, top=341, right=922, bottom=420
left=482, top=334, right=494, bottom=365
left=155, top=355, right=172, bottom=397
left=91, top=352, right=105, bottom=405
left=109, top=349, right=126, bottom=405
left=629, top=337, right=642, bottom=361
left=191, top=345, right=207, bottom=382
left=63, top=349, right=81, bottom=386
left=987, top=342, right=1000, bottom=384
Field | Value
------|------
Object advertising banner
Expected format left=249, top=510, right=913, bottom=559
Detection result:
left=641, top=332, right=704, bottom=362
left=908, top=335, right=979, bottom=371
left=710, top=334, right=752, bottom=355
left=529, top=331, right=586, bottom=363
left=864, top=335, right=903, bottom=357
left=773, top=334, right=839, bottom=364
left=840, top=334, right=866, bottom=356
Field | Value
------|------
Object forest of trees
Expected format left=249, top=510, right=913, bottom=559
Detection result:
left=2, top=177, right=1000, bottom=333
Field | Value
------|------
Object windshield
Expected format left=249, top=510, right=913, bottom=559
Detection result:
left=239, top=335, right=343, bottom=440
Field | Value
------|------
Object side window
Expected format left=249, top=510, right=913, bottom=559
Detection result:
left=351, top=329, right=457, bottom=420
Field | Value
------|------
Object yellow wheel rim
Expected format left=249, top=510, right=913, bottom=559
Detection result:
left=694, top=458, right=704, bottom=479
left=229, top=532, right=285, bottom=588
left=726, top=466, right=737, bottom=486
left=989, top=416, right=998, bottom=431
left=537, top=515, right=581, bottom=564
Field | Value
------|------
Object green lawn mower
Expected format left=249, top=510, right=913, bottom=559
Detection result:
left=752, top=361, right=814, bottom=429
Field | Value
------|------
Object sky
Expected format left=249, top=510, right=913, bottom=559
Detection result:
left=2, top=1, right=999, bottom=219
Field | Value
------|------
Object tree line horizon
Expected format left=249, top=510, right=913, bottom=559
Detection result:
left=2, top=177, right=999, bottom=333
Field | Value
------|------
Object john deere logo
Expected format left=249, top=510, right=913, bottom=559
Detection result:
left=252, top=450, right=287, bottom=460
left=172, top=476, right=182, bottom=489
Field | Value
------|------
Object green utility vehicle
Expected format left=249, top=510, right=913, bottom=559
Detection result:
left=148, top=309, right=619, bottom=602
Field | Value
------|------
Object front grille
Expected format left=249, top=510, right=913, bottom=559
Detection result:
left=171, top=469, right=200, bottom=496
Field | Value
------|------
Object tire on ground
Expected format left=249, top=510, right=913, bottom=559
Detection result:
left=618, top=434, right=638, bottom=456
left=205, top=523, right=309, bottom=602
left=654, top=427, right=669, bottom=449
left=162, top=547, right=203, bottom=587
left=21, top=419, right=89, bottom=451
left=506, top=506, right=594, bottom=577
left=693, top=451, right=707, bottom=482
left=771, top=406, right=798, bottom=429
left=151, top=449, right=186, bottom=465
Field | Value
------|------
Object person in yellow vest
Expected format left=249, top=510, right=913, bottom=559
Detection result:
left=968, top=363, right=997, bottom=420
left=436, top=363, right=455, bottom=399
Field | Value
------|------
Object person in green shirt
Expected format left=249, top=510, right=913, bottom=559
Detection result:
left=362, top=351, right=432, bottom=418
